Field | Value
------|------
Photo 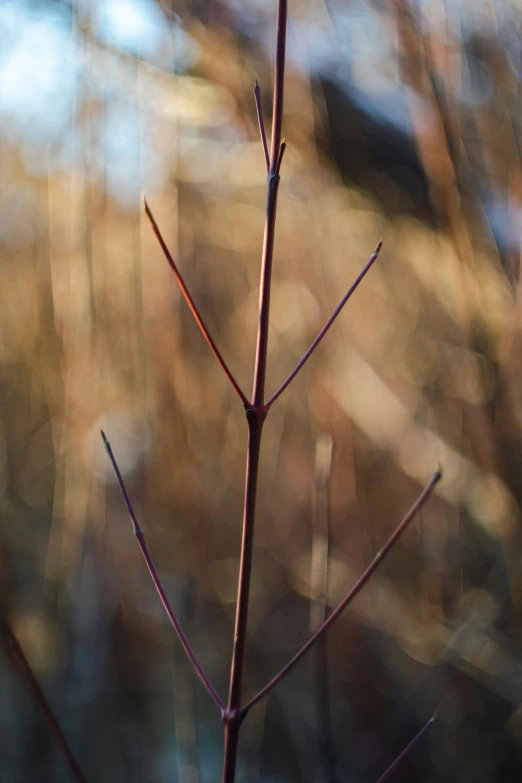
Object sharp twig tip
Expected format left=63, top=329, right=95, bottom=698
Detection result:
left=101, top=430, right=109, bottom=447
left=143, top=195, right=155, bottom=225
left=254, top=79, right=259, bottom=91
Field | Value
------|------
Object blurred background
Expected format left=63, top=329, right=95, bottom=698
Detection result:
left=2, top=0, right=522, bottom=780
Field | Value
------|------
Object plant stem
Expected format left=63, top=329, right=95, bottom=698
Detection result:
left=254, top=80, right=270, bottom=172
left=222, top=3, right=288, bottom=780
left=0, top=618, right=88, bottom=783
left=101, top=431, right=225, bottom=713
left=143, top=196, right=248, bottom=407
left=374, top=712, right=436, bottom=783
left=241, top=471, right=441, bottom=714
left=266, top=240, right=382, bottom=409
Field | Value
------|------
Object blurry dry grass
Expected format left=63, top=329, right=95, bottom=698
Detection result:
left=2, top=1, right=522, bottom=781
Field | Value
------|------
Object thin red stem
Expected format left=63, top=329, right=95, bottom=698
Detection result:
left=266, top=240, right=382, bottom=409
left=374, top=712, right=437, bottom=783
left=250, top=0, right=287, bottom=410
left=0, top=618, right=88, bottom=783
left=275, top=140, right=286, bottom=174
left=241, top=471, right=441, bottom=714
left=254, top=81, right=270, bottom=172
left=101, top=431, right=225, bottom=713
left=269, top=0, right=287, bottom=173
left=222, top=3, right=288, bottom=781
left=143, top=197, right=249, bottom=408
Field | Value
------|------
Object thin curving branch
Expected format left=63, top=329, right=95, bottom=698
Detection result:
left=0, top=617, right=88, bottom=783
left=101, top=431, right=225, bottom=714
left=254, top=80, right=270, bottom=172
left=241, top=471, right=441, bottom=714
left=266, top=240, right=382, bottom=409
left=143, top=196, right=249, bottom=408
left=374, top=712, right=437, bottom=783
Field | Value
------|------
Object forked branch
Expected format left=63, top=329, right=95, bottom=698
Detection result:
left=143, top=197, right=249, bottom=408
left=374, top=712, right=437, bottom=783
left=101, top=431, right=225, bottom=713
left=241, top=470, right=441, bottom=714
left=266, top=240, right=382, bottom=409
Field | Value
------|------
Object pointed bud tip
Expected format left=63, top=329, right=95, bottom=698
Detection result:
left=254, top=79, right=259, bottom=91
left=375, top=239, right=383, bottom=253
left=101, top=430, right=108, bottom=445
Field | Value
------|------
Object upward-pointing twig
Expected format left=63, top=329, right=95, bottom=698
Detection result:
left=241, top=470, right=441, bottom=714
left=101, top=431, right=225, bottom=714
left=0, top=617, right=88, bottom=783
left=254, top=81, right=270, bottom=173
left=222, top=3, right=288, bottom=780
left=266, top=240, right=382, bottom=409
left=143, top=196, right=249, bottom=408
left=374, top=712, right=437, bottom=783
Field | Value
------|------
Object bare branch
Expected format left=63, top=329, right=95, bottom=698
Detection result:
left=241, top=471, right=441, bottom=714
left=268, top=0, right=287, bottom=174
left=0, top=618, right=88, bottom=783
left=222, top=3, right=288, bottom=779
left=101, top=431, right=225, bottom=714
left=266, top=240, right=382, bottom=409
left=143, top=196, right=249, bottom=408
left=374, top=712, right=437, bottom=783
left=254, top=81, right=270, bottom=172
left=275, top=140, right=286, bottom=176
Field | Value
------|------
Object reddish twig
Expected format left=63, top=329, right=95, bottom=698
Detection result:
left=143, top=196, right=249, bottom=408
left=268, top=0, right=287, bottom=172
left=275, top=139, right=286, bottom=175
left=0, top=617, right=88, bottom=783
left=241, top=471, right=441, bottom=714
left=101, top=431, right=225, bottom=714
left=254, top=80, right=270, bottom=172
left=222, top=2, right=288, bottom=781
left=374, top=712, right=437, bottom=783
left=266, top=240, right=382, bottom=409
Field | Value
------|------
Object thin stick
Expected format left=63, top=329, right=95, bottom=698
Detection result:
left=268, top=0, right=287, bottom=173
left=101, top=431, right=225, bottom=713
left=0, top=618, right=88, bottom=783
left=310, top=434, right=336, bottom=782
left=254, top=81, right=270, bottom=172
left=374, top=712, right=437, bottom=783
left=241, top=471, right=441, bottom=714
left=143, top=196, right=249, bottom=408
left=266, top=240, right=382, bottom=409
left=275, top=140, right=286, bottom=175
left=222, top=2, right=288, bottom=781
